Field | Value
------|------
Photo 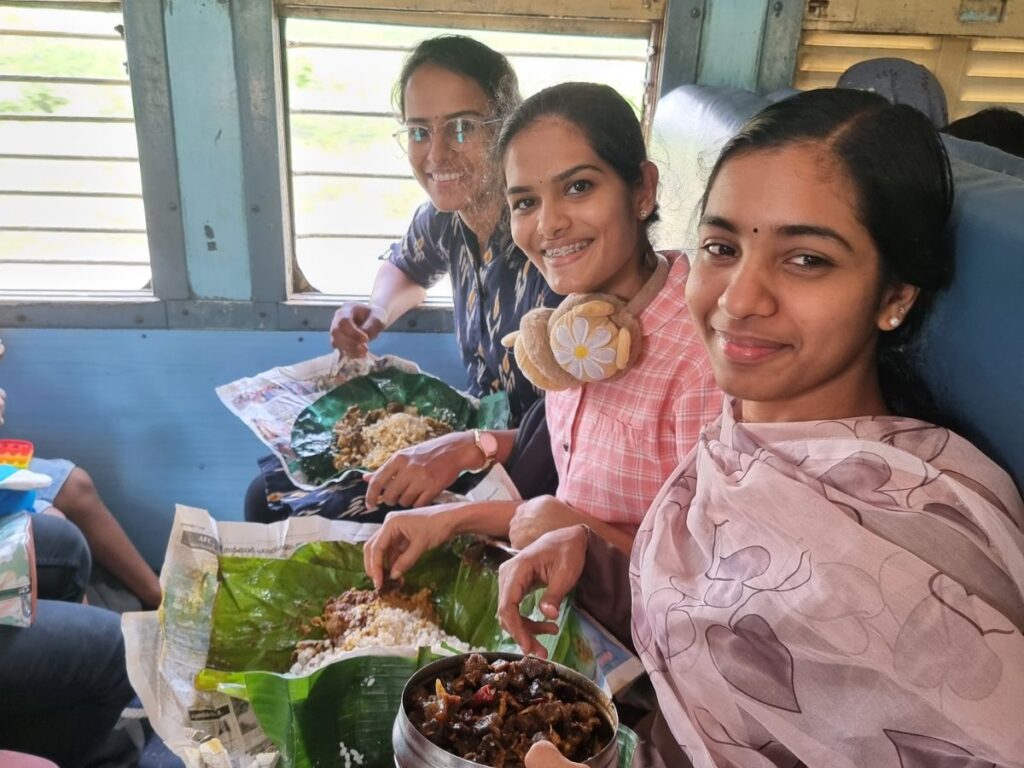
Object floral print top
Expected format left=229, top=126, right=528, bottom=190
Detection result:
left=387, top=202, right=561, bottom=424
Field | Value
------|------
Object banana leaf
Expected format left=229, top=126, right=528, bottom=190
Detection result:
left=290, top=367, right=510, bottom=486
left=212, top=652, right=431, bottom=767
left=197, top=538, right=593, bottom=767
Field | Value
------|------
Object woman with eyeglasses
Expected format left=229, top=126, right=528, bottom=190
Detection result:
left=330, top=34, right=559, bottom=423
left=244, top=36, right=560, bottom=523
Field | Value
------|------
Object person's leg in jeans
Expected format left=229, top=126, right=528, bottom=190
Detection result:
left=31, top=511, right=91, bottom=602
left=0, top=513, right=134, bottom=764
left=0, top=599, right=134, bottom=767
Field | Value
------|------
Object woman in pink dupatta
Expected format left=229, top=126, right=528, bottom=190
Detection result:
left=498, top=88, right=1024, bottom=768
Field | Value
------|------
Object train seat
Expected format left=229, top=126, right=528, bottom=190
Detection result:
left=649, top=85, right=768, bottom=252
left=943, top=134, right=1024, bottom=181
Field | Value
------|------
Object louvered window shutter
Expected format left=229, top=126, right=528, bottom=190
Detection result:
left=795, top=30, right=1024, bottom=121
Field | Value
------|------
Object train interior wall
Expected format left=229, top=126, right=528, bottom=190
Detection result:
left=0, top=328, right=463, bottom=567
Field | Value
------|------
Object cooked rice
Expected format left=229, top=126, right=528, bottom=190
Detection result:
left=332, top=404, right=452, bottom=471
left=289, top=588, right=473, bottom=675
left=361, top=411, right=448, bottom=469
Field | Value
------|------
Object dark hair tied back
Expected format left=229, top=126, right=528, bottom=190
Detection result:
left=394, top=35, right=520, bottom=122
left=701, top=88, right=956, bottom=421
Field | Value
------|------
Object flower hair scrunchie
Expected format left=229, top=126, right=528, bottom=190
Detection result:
left=502, top=253, right=670, bottom=391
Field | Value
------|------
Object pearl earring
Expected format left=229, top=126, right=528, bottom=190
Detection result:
left=888, top=316, right=901, bottom=328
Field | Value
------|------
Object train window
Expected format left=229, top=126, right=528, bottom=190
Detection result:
left=280, top=15, right=655, bottom=300
left=0, top=4, right=150, bottom=294
left=795, top=31, right=1024, bottom=120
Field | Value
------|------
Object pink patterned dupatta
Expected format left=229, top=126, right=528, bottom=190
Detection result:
left=631, top=399, right=1024, bottom=768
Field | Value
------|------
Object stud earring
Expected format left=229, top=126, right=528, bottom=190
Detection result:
left=639, top=208, right=648, bottom=220
left=888, top=316, right=901, bottom=328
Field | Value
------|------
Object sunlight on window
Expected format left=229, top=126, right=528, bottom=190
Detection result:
left=284, top=19, right=651, bottom=299
left=0, top=6, right=150, bottom=293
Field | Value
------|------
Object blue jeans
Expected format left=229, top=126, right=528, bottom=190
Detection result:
left=33, top=510, right=91, bottom=602
left=0, top=514, right=135, bottom=767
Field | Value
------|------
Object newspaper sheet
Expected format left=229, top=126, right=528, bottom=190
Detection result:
left=214, top=352, right=420, bottom=490
left=123, top=506, right=381, bottom=768
left=0, top=512, right=34, bottom=627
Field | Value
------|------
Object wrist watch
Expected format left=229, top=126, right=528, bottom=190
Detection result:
left=472, top=429, right=499, bottom=472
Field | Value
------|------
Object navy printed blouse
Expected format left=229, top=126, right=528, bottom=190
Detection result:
left=387, top=202, right=560, bottom=424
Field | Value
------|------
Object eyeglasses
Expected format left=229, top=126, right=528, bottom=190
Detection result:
left=393, top=116, right=500, bottom=156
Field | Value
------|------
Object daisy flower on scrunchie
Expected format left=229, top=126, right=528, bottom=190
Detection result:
left=553, top=316, right=616, bottom=381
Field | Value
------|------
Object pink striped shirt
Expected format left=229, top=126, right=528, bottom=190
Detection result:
left=546, top=252, right=720, bottom=528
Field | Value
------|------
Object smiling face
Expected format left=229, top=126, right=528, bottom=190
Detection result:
left=685, top=143, right=917, bottom=423
left=402, top=64, right=495, bottom=213
left=504, top=117, right=657, bottom=299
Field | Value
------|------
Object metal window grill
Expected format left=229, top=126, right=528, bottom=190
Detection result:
left=281, top=16, right=656, bottom=298
left=795, top=30, right=1024, bottom=121
left=0, top=4, right=151, bottom=294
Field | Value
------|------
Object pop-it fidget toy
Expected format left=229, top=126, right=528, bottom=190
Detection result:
left=0, top=440, right=34, bottom=469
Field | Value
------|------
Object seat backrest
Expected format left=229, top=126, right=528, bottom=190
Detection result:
left=919, top=159, right=1024, bottom=488
left=943, top=134, right=1024, bottom=181
left=652, top=84, right=1024, bottom=490
left=837, top=57, right=949, bottom=127
left=649, top=85, right=768, bottom=251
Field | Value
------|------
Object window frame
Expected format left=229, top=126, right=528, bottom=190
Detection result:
left=0, top=0, right=667, bottom=333
left=277, top=2, right=665, bottom=305
left=0, top=0, right=185, bottom=327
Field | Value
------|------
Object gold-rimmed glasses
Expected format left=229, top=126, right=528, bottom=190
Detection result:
left=393, top=116, right=501, bottom=156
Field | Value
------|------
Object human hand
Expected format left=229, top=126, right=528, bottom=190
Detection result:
left=362, top=506, right=459, bottom=589
left=365, top=431, right=481, bottom=510
left=509, top=495, right=586, bottom=550
left=525, top=741, right=585, bottom=768
left=330, top=302, right=389, bottom=357
left=497, top=525, right=588, bottom=658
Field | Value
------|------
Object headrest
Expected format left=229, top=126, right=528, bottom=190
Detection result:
left=837, top=57, right=948, bottom=127
left=649, top=85, right=768, bottom=251
left=943, top=135, right=1024, bottom=182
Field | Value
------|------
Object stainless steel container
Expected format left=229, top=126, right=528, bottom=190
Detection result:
left=393, top=652, right=619, bottom=768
